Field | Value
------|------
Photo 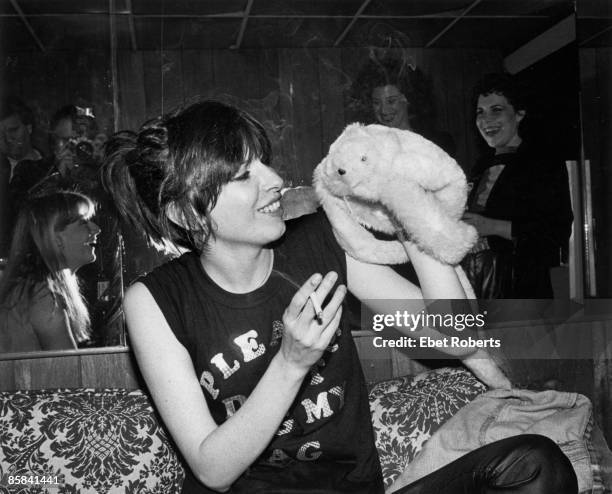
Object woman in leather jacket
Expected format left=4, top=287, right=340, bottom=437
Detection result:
left=462, top=73, right=573, bottom=299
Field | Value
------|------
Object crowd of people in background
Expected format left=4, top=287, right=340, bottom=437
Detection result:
left=0, top=61, right=573, bottom=345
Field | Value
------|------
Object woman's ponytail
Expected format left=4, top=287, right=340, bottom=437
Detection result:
left=101, top=121, right=168, bottom=249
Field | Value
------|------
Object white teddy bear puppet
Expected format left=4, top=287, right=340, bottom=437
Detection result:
left=313, top=123, right=478, bottom=266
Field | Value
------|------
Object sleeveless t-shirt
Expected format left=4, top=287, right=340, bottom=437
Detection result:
left=141, top=210, right=383, bottom=493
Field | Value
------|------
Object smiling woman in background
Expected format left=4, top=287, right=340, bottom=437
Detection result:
left=462, top=73, right=573, bottom=299
left=0, top=191, right=99, bottom=352
left=352, top=56, right=456, bottom=157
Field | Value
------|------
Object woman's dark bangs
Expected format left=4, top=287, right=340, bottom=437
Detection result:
left=235, top=117, right=270, bottom=165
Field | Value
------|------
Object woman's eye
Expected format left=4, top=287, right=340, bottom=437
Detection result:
left=232, top=171, right=251, bottom=181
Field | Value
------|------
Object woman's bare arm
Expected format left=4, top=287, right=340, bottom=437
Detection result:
left=346, top=248, right=511, bottom=389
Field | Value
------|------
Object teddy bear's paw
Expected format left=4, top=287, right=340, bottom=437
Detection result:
left=446, top=222, right=479, bottom=262
left=433, top=181, right=469, bottom=220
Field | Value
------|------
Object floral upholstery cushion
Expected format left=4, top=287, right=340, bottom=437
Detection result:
left=0, top=389, right=184, bottom=493
left=369, top=367, right=487, bottom=488
left=5, top=374, right=603, bottom=493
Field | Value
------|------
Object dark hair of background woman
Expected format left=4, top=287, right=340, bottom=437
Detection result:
left=471, top=73, right=533, bottom=144
left=350, top=56, right=435, bottom=131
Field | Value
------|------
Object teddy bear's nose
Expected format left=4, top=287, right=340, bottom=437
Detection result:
left=337, top=168, right=346, bottom=175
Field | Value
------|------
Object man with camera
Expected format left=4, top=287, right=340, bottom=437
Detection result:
left=27, top=105, right=101, bottom=194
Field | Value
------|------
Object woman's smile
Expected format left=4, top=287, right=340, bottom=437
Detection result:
left=257, top=198, right=282, bottom=215
left=476, top=93, right=524, bottom=150
left=210, top=159, right=286, bottom=247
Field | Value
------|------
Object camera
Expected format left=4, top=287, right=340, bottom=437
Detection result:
left=68, top=136, right=94, bottom=164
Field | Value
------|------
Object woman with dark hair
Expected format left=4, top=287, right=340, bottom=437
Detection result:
left=0, top=191, right=99, bottom=352
left=103, top=100, right=577, bottom=493
left=462, top=73, right=573, bottom=299
left=351, top=57, right=455, bottom=156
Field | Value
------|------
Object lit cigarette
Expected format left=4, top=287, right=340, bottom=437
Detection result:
left=309, top=293, right=324, bottom=323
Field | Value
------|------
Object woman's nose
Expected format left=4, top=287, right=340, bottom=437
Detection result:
left=258, top=163, right=284, bottom=191
left=481, top=111, right=495, bottom=123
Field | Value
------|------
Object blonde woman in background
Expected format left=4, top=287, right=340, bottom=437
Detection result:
left=0, top=191, right=99, bottom=352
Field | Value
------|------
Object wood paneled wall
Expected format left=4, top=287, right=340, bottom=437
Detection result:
left=2, top=47, right=502, bottom=181
left=116, top=47, right=501, bottom=181
left=0, top=350, right=140, bottom=390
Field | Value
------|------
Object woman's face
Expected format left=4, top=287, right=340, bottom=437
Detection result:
left=56, top=206, right=100, bottom=272
left=371, top=85, right=411, bottom=129
left=476, top=93, right=525, bottom=150
left=209, top=159, right=285, bottom=249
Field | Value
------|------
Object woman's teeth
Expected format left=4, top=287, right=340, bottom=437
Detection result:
left=259, top=200, right=281, bottom=213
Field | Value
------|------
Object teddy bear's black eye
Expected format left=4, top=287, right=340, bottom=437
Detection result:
left=360, top=155, right=367, bottom=162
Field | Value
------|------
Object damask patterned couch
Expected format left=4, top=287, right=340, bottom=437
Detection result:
left=0, top=368, right=607, bottom=493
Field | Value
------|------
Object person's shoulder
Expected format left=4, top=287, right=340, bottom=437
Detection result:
left=518, top=141, right=567, bottom=174
left=28, top=284, right=66, bottom=326
left=139, top=251, right=199, bottom=286
left=29, top=283, right=58, bottom=310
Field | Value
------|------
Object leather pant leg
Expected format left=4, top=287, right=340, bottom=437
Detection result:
left=392, top=434, right=578, bottom=494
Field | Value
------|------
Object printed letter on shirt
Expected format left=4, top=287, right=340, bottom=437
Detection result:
left=270, top=320, right=283, bottom=347
left=222, top=395, right=246, bottom=418
left=329, top=384, right=345, bottom=409
left=301, top=391, right=334, bottom=424
left=233, top=330, right=266, bottom=362
left=276, top=418, right=295, bottom=436
left=199, top=371, right=219, bottom=399
left=210, top=353, right=240, bottom=379
left=266, top=448, right=292, bottom=467
left=297, top=441, right=322, bottom=461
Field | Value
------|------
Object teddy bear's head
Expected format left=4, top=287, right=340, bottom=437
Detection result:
left=313, top=122, right=477, bottom=266
left=315, top=123, right=400, bottom=201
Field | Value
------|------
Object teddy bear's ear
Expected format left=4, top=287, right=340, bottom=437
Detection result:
left=343, top=122, right=366, bottom=138
left=344, top=122, right=363, bottom=132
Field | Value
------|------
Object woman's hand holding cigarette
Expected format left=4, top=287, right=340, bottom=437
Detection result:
left=278, top=271, right=346, bottom=376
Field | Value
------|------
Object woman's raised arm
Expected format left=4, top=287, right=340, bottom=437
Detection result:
left=346, top=247, right=511, bottom=389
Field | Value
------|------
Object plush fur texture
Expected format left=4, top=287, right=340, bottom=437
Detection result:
left=313, top=123, right=477, bottom=266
